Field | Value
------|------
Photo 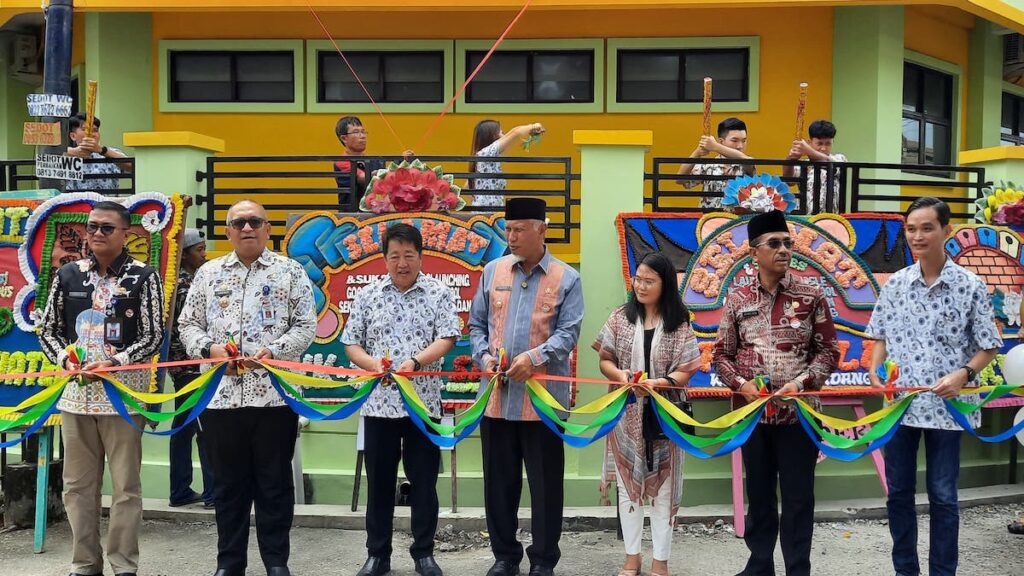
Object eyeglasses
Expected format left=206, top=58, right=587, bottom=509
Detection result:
left=345, top=130, right=368, bottom=137
left=756, top=237, right=793, bottom=250
left=632, top=276, right=661, bottom=288
left=85, top=222, right=127, bottom=236
left=227, top=217, right=268, bottom=231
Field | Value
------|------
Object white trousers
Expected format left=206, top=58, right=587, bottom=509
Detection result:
left=616, top=467, right=674, bottom=561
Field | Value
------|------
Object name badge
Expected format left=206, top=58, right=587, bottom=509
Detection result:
left=740, top=310, right=758, bottom=319
left=69, top=291, right=88, bottom=298
left=104, top=317, right=124, bottom=345
left=261, top=302, right=276, bottom=326
left=496, top=285, right=512, bottom=292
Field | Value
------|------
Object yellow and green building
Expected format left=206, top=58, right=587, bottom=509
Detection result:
left=1, top=0, right=1024, bottom=506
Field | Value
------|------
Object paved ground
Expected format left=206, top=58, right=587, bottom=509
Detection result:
left=2, top=502, right=1023, bottom=576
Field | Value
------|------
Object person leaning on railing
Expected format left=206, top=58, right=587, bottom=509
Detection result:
left=65, top=113, right=131, bottom=192
left=783, top=119, right=847, bottom=214
left=675, top=117, right=755, bottom=210
left=333, top=115, right=414, bottom=207
left=468, top=120, right=546, bottom=208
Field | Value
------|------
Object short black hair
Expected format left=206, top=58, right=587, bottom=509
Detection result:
left=91, top=200, right=131, bottom=227
left=382, top=223, right=422, bottom=254
left=69, top=113, right=100, bottom=133
left=808, top=120, right=837, bottom=139
left=906, top=196, right=951, bottom=227
left=335, top=116, right=363, bottom=140
left=717, top=117, right=747, bottom=138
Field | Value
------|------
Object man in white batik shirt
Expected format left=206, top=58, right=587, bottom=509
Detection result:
left=178, top=200, right=316, bottom=576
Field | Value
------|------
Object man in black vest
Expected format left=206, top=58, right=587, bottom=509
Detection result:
left=39, top=200, right=165, bottom=576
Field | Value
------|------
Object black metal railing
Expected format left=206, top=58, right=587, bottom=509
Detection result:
left=646, top=157, right=987, bottom=219
left=0, top=158, right=135, bottom=195
left=196, top=155, right=580, bottom=251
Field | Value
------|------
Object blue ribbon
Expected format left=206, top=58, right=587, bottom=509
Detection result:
left=104, top=363, right=225, bottom=436
left=795, top=404, right=906, bottom=462
left=400, top=394, right=484, bottom=449
left=531, top=394, right=629, bottom=449
left=0, top=397, right=61, bottom=449
left=654, top=400, right=764, bottom=460
left=944, top=399, right=1024, bottom=442
left=267, top=371, right=377, bottom=421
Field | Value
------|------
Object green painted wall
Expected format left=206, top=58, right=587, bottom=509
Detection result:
left=968, top=18, right=1003, bottom=151
left=0, top=38, right=35, bottom=161
left=832, top=6, right=905, bottom=212
left=84, top=12, right=153, bottom=153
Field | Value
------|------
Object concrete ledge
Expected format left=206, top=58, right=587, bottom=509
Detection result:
left=123, top=131, right=225, bottom=153
left=106, top=483, right=1024, bottom=533
left=573, top=130, right=653, bottom=147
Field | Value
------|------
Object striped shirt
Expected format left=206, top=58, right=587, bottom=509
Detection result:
left=469, top=250, right=584, bottom=421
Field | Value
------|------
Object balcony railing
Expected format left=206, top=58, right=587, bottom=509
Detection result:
left=0, top=158, right=136, bottom=195
left=646, top=157, right=987, bottom=220
left=196, top=154, right=580, bottom=252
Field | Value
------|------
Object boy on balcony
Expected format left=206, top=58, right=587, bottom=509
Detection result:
left=676, top=117, right=755, bottom=210
left=783, top=120, right=847, bottom=214
left=334, top=115, right=414, bottom=210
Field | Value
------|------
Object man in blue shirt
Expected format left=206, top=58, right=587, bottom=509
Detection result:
left=867, top=197, right=1002, bottom=576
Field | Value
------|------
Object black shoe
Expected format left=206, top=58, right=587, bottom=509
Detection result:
left=486, top=560, right=520, bottom=576
left=356, top=556, right=391, bottom=576
left=203, top=500, right=216, bottom=509
left=69, top=573, right=103, bottom=576
left=213, top=569, right=240, bottom=576
left=114, top=573, right=137, bottom=576
left=1010, top=518, right=1024, bottom=535
left=528, top=567, right=554, bottom=576
left=414, top=556, right=443, bottom=576
left=267, top=567, right=290, bottom=576
left=169, top=491, right=203, bottom=507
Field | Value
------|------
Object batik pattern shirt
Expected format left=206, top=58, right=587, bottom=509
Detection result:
left=471, top=141, right=505, bottom=207
left=683, top=162, right=744, bottom=209
left=793, top=153, right=847, bottom=214
left=866, top=258, right=1002, bottom=430
left=168, top=268, right=197, bottom=377
left=342, top=273, right=461, bottom=418
left=65, top=149, right=124, bottom=191
left=713, top=273, right=840, bottom=424
left=178, top=249, right=317, bottom=409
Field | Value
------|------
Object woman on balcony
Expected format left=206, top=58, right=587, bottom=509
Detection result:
left=592, top=252, right=701, bottom=576
left=469, top=120, right=545, bottom=207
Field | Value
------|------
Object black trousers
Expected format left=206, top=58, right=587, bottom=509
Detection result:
left=363, top=416, right=441, bottom=560
left=481, top=417, right=564, bottom=569
left=200, top=406, right=298, bottom=574
left=740, top=423, right=818, bottom=576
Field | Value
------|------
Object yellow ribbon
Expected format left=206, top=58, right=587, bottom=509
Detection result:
left=264, top=365, right=379, bottom=389
left=0, top=377, right=69, bottom=416
left=649, top=388, right=771, bottom=429
left=525, top=378, right=632, bottom=414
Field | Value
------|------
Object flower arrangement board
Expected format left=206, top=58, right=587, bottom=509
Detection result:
left=284, top=211, right=508, bottom=401
left=616, top=212, right=1023, bottom=389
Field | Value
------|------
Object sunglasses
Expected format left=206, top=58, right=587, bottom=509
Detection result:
left=227, top=217, right=267, bottom=231
left=86, top=222, right=127, bottom=236
left=756, top=237, right=793, bottom=250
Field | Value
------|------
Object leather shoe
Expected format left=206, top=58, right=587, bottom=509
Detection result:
left=69, top=573, right=103, bottom=576
left=114, top=573, right=136, bottom=576
left=486, top=560, right=521, bottom=576
left=528, top=567, right=554, bottom=576
left=414, top=556, right=443, bottom=576
left=213, top=570, right=240, bottom=576
left=356, top=556, right=391, bottom=576
left=267, top=568, right=291, bottom=576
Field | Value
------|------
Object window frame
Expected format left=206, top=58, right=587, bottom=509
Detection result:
left=901, top=62, right=954, bottom=166
left=607, top=36, right=760, bottom=113
left=454, top=39, right=604, bottom=113
left=900, top=52, right=961, bottom=174
left=1001, top=86, right=1024, bottom=147
left=615, top=47, right=749, bottom=104
left=306, top=40, right=455, bottom=113
left=158, top=40, right=304, bottom=113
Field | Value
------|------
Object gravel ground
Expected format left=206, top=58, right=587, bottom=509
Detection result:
left=1, top=504, right=1023, bottom=576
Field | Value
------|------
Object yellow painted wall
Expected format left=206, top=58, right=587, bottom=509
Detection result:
left=150, top=8, right=834, bottom=166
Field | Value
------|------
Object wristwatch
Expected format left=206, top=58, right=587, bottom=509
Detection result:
left=100, top=146, right=109, bottom=156
left=412, top=357, right=423, bottom=371
left=962, top=365, right=977, bottom=382
left=201, top=342, right=214, bottom=359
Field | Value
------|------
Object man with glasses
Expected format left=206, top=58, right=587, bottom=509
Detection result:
left=342, top=223, right=461, bottom=576
left=713, top=209, right=839, bottom=576
left=334, top=115, right=415, bottom=209
left=178, top=200, right=317, bottom=576
left=38, top=200, right=165, bottom=576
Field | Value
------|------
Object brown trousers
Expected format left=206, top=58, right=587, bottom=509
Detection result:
left=61, top=412, right=144, bottom=575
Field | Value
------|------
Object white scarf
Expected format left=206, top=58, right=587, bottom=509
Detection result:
left=630, top=313, right=663, bottom=379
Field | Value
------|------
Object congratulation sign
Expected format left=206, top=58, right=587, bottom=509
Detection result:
left=285, top=211, right=508, bottom=384
left=617, top=212, right=1023, bottom=388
